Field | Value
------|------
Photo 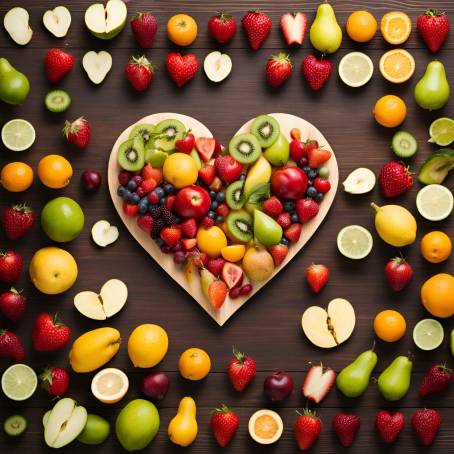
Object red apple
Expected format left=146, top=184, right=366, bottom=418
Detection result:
left=140, top=371, right=170, bottom=400
left=81, top=169, right=102, bottom=191
left=174, top=185, right=211, bottom=219
left=264, top=370, right=294, bottom=401
left=271, top=166, right=308, bottom=200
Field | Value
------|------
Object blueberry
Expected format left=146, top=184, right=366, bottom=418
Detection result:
left=173, top=216, right=181, bottom=224
left=284, top=201, right=295, bottom=212
left=127, top=180, right=137, bottom=191
left=117, top=185, right=126, bottom=197
left=130, top=193, right=140, bottom=204
left=207, top=210, right=216, bottom=219
left=239, top=174, right=246, bottom=181
left=210, top=201, right=218, bottom=210
left=154, top=187, right=165, bottom=198
left=291, top=212, right=299, bottom=223
left=163, top=183, right=174, bottom=194
left=315, top=192, right=324, bottom=203
left=303, top=166, right=311, bottom=174
left=281, top=237, right=289, bottom=246
left=307, top=186, right=318, bottom=198
left=216, top=191, right=225, bottom=202
left=139, top=200, right=149, bottom=214
left=159, top=197, right=167, bottom=205
left=209, top=190, right=217, bottom=200
left=155, top=238, right=164, bottom=247
left=308, top=169, right=318, bottom=180
left=216, top=215, right=224, bottom=224
left=122, top=189, right=131, bottom=200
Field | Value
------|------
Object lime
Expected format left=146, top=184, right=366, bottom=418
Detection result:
left=337, top=225, right=373, bottom=259
left=429, top=117, right=454, bottom=146
left=413, top=319, right=444, bottom=351
left=338, top=52, right=374, bottom=87
left=1, top=364, right=37, bottom=401
left=1, top=119, right=36, bottom=151
left=416, top=184, right=453, bottom=221
left=3, top=414, right=27, bottom=436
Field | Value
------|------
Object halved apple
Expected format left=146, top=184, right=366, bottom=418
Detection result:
left=301, top=298, right=356, bottom=348
left=43, top=6, right=72, bottom=38
left=91, top=220, right=119, bottom=247
left=204, top=51, right=232, bottom=83
left=84, top=0, right=127, bottom=40
left=83, top=51, right=112, bottom=84
left=4, top=7, right=33, bottom=46
left=343, top=168, right=376, bottom=194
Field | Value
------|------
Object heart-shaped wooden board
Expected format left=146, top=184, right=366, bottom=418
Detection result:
left=108, top=113, right=338, bottom=326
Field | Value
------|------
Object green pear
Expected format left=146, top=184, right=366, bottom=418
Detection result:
left=414, top=61, right=450, bottom=110
left=0, top=58, right=30, bottom=105
left=264, top=134, right=289, bottom=167
left=377, top=356, right=412, bottom=401
left=336, top=348, right=378, bottom=397
left=254, top=209, right=282, bottom=247
left=310, top=2, right=342, bottom=54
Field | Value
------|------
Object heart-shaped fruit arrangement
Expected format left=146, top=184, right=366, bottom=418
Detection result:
left=108, top=113, right=338, bottom=325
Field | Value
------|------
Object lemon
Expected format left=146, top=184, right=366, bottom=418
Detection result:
left=91, top=367, right=129, bottom=404
left=413, top=319, right=444, bottom=351
left=1, top=364, right=37, bottom=401
left=1, top=119, right=35, bottom=151
left=127, top=324, right=168, bottom=368
left=429, top=117, right=454, bottom=146
left=338, top=52, right=374, bottom=87
left=416, top=184, right=453, bottom=221
left=337, top=225, right=373, bottom=259
left=196, top=226, right=227, bottom=258
left=162, top=153, right=198, bottom=189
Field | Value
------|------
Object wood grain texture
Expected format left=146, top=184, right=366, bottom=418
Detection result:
left=0, top=0, right=453, bottom=452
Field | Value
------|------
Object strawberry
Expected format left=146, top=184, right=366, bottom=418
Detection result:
left=123, top=202, right=139, bottom=217
left=417, top=9, right=450, bottom=53
left=262, top=196, right=283, bottom=218
left=216, top=203, right=229, bottom=218
left=181, top=238, right=196, bottom=250
left=130, top=12, right=158, bottom=48
left=333, top=413, right=360, bottom=447
left=277, top=212, right=291, bottom=229
left=375, top=410, right=405, bottom=444
left=207, top=258, right=226, bottom=277
left=2, top=204, right=36, bottom=240
left=166, top=52, right=199, bottom=87
left=302, top=364, right=336, bottom=403
left=307, top=147, right=331, bottom=168
left=301, top=54, right=333, bottom=90
left=40, top=367, right=70, bottom=398
left=0, top=329, right=25, bottom=362
left=166, top=195, right=176, bottom=211
left=280, top=12, right=307, bottom=45
left=214, top=155, right=243, bottom=183
left=378, top=162, right=413, bottom=198
left=202, top=216, right=215, bottom=228
left=63, top=116, right=91, bottom=149
left=296, top=198, right=319, bottom=223
left=0, top=288, right=26, bottom=322
left=160, top=226, right=181, bottom=246
left=412, top=409, right=441, bottom=446
left=196, top=137, right=216, bottom=162
left=304, top=139, right=319, bottom=155
left=44, top=48, right=74, bottom=83
left=266, top=53, right=293, bottom=88
left=137, top=214, right=154, bottom=234
left=227, top=348, right=256, bottom=391
left=0, top=250, right=23, bottom=285
left=32, top=313, right=71, bottom=352
left=290, top=139, right=306, bottom=162
left=213, top=139, right=224, bottom=157
left=175, top=131, right=195, bottom=154
left=242, top=11, right=272, bottom=50
left=306, top=263, right=329, bottom=293
left=140, top=178, right=157, bottom=193
left=313, top=177, right=331, bottom=194
left=285, top=224, right=302, bottom=242
left=385, top=256, right=413, bottom=292
left=125, top=55, right=154, bottom=91
left=269, top=244, right=288, bottom=266
left=294, top=408, right=322, bottom=450
left=208, top=280, right=228, bottom=308
left=180, top=218, right=197, bottom=238
left=208, top=12, right=237, bottom=44
left=211, top=405, right=239, bottom=447
left=419, top=363, right=453, bottom=397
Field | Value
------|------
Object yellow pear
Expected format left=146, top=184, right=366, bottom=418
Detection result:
left=168, top=397, right=198, bottom=447
left=69, top=327, right=121, bottom=373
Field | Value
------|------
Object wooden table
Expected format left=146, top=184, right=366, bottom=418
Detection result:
left=0, top=1, right=453, bottom=452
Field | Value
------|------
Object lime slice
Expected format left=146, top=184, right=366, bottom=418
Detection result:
left=338, top=52, right=374, bottom=88
left=1, top=364, right=37, bottom=401
left=413, top=319, right=444, bottom=351
left=337, top=225, right=373, bottom=259
left=429, top=117, right=454, bottom=146
left=1, top=119, right=36, bottom=152
left=416, top=184, right=453, bottom=221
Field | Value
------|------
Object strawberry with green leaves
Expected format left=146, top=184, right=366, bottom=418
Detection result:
left=211, top=405, right=239, bottom=447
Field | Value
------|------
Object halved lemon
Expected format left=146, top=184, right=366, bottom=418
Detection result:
left=248, top=409, right=283, bottom=445
left=338, top=52, right=374, bottom=87
left=337, top=225, right=373, bottom=259
left=1, top=119, right=36, bottom=152
left=379, top=49, right=415, bottom=83
left=1, top=364, right=37, bottom=401
left=381, top=12, right=412, bottom=45
left=413, top=319, right=444, bottom=351
left=91, top=367, right=129, bottom=404
left=416, top=184, right=453, bottom=221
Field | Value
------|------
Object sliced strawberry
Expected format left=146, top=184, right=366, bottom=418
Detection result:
left=181, top=238, right=197, bottom=250
left=199, top=165, right=216, bottom=185
left=196, top=137, right=216, bottom=162
left=285, top=223, right=302, bottom=242
left=302, top=364, right=336, bottom=403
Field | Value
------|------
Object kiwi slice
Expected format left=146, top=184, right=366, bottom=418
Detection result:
left=391, top=131, right=418, bottom=158
left=117, top=136, right=145, bottom=171
left=229, top=133, right=261, bottom=164
left=153, top=119, right=185, bottom=152
left=250, top=114, right=280, bottom=148
left=129, top=123, right=155, bottom=149
left=3, top=415, right=27, bottom=436
left=226, top=210, right=253, bottom=243
left=145, top=148, right=168, bottom=167
left=44, top=89, right=71, bottom=113
left=226, top=180, right=245, bottom=210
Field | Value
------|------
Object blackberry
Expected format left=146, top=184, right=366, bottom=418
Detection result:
left=161, top=207, right=174, bottom=225
left=151, top=218, right=166, bottom=239
left=284, top=201, right=295, bottom=212
left=148, top=205, right=161, bottom=219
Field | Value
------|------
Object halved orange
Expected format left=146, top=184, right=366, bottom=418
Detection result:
left=248, top=409, right=283, bottom=445
left=381, top=12, right=411, bottom=45
left=221, top=244, right=246, bottom=262
left=91, top=367, right=129, bottom=404
left=379, top=49, right=415, bottom=83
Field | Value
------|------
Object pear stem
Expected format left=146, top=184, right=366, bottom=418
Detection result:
left=370, top=202, right=380, bottom=212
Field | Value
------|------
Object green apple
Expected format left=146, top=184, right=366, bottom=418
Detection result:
left=85, top=0, right=127, bottom=40
left=0, top=58, right=30, bottom=105
left=41, top=197, right=85, bottom=242
left=254, top=209, right=282, bottom=247
left=145, top=149, right=168, bottom=168
left=77, top=414, right=110, bottom=445
left=190, top=149, right=202, bottom=170
left=264, top=133, right=289, bottom=166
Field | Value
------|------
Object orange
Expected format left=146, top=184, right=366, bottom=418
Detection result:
left=421, top=273, right=454, bottom=318
left=162, top=153, right=198, bottom=189
left=373, top=95, right=407, bottom=128
left=196, top=226, right=227, bottom=258
left=381, top=11, right=411, bottom=45
left=379, top=49, right=415, bottom=83
left=1, top=162, right=33, bottom=192
left=221, top=244, right=246, bottom=262
left=373, top=310, right=406, bottom=342
left=421, top=231, right=452, bottom=263
left=346, top=11, right=377, bottom=42
left=38, top=154, right=73, bottom=189
left=167, top=14, right=198, bottom=46
left=178, top=347, right=211, bottom=380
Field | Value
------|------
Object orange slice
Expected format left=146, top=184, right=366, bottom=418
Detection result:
left=381, top=12, right=411, bottom=45
left=248, top=409, right=283, bottom=445
left=379, top=49, right=415, bottom=83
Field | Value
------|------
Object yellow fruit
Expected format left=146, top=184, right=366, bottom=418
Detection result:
left=242, top=246, right=274, bottom=282
left=373, top=310, right=406, bottom=342
left=179, top=348, right=211, bottom=380
left=1, top=161, right=33, bottom=192
left=128, top=324, right=168, bottom=368
left=221, top=244, right=246, bottom=262
left=373, top=95, right=407, bottom=128
left=91, top=367, right=129, bottom=404
left=167, top=14, right=198, bottom=46
left=168, top=397, right=198, bottom=447
left=38, top=154, right=73, bottom=189
left=29, top=247, right=78, bottom=294
left=379, top=49, right=415, bottom=83
left=371, top=203, right=417, bottom=247
left=196, top=226, right=227, bottom=258
left=421, top=273, right=454, bottom=318
left=381, top=11, right=411, bottom=45
left=420, top=231, right=452, bottom=263
left=346, top=11, right=377, bottom=42
left=69, top=327, right=121, bottom=373
left=163, top=153, right=198, bottom=189
left=248, top=409, right=283, bottom=445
